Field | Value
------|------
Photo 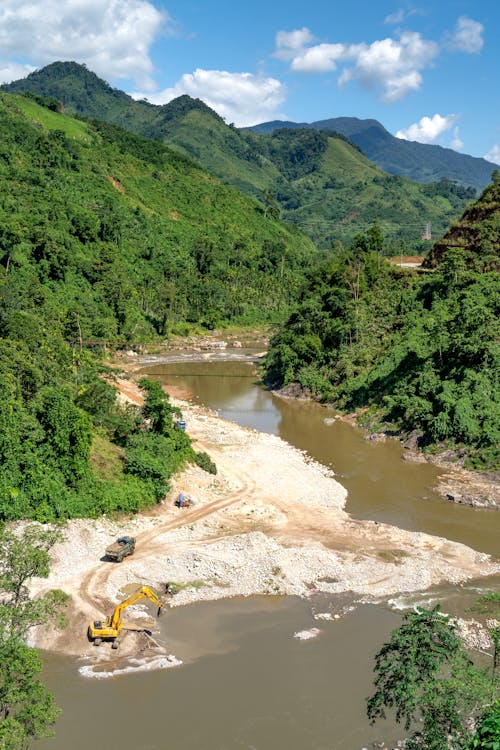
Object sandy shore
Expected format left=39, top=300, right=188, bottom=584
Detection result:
left=26, top=372, right=499, bottom=664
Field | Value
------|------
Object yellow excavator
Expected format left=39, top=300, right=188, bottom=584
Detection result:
left=88, top=585, right=163, bottom=648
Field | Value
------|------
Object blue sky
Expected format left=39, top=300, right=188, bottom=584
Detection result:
left=0, top=0, right=499, bottom=163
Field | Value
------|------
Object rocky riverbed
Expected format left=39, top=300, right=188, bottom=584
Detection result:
left=27, top=373, right=499, bottom=665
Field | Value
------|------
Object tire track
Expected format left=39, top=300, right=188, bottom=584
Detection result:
left=78, top=453, right=258, bottom=615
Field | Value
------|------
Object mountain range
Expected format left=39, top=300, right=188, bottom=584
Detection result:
left=1, top=61, right=488, bottom=251
left=250, top=117, right=494, bottom=191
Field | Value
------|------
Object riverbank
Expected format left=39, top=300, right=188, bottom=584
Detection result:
left=28, top=364, right=499, bottom=664
left=117, top=332, right=499, bottom=511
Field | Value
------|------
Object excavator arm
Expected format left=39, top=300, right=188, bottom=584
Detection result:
left=108, top=585, right=162, bottom=631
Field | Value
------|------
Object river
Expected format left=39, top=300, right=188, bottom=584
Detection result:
left=37, top=350, right=498, bottom=750
left=143, top=355, right=498, bottom=554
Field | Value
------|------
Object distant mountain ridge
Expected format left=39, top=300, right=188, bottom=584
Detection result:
left=4, top=62, right=493, bottom=191
left=250, top=117, right=495, bottom=191
left=0, top=62, right=479, bottom=250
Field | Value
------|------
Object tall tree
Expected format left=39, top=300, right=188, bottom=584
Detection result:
left=0, top=524, right=68, bottom=748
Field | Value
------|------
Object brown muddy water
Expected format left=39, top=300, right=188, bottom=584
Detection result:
left=40, top=598, right=406, bottom=750
left=37, top=353, right=498, bottom=750
left=142, top=356, right=499, bottom=556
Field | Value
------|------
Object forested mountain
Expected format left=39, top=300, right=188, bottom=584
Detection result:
left=0, top=91, right=313, bottom=338
left=264, top=182, right=500, bottom=468
left=251, top=117, right=494, bottom=191
left=0, top=91, right=315, bottom=521
left=2, top=62, right=475, bottom=252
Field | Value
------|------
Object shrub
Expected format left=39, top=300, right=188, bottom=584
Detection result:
left=193, top=451, right=217, bottom=475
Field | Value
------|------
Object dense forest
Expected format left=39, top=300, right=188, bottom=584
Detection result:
left=0, top=93, right=315, bottom=339
left=0, top=91, right=315, bottom=522
left=1, top=62, right=477, bottom=252
left=264, top=180, right=500, bottom=468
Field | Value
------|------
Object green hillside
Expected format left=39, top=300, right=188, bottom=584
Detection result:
left=154, top=101, right=281, bottom=195
left=264, top=183, right=499, bottom=468
left=0, top=92, right=315, bottom=341
left=423, top=176, right=500, bottom=271
left=0, top=91, right=319, bottom=522
left=251, top=116, right=495, bottom=191
left=252, top=129, right=476, bottom=251
left=2, top=62, right=475, bottom=252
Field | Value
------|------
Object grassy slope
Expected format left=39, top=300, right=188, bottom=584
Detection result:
left=160, top=109, right=280, bottom=195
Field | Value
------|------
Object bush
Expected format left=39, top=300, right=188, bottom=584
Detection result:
left=193, top=451, right=217, bottom=475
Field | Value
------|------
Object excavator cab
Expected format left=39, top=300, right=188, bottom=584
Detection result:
left=88, top=585, right=162, bottom=648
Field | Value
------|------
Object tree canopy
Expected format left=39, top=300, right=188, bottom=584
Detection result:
left=367, top=606, right=500, bottom=749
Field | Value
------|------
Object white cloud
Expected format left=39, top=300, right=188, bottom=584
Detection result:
left=0, top=61, right=36, bottom=84
left=347, top=32, right=439, bottom=102
left=0, top=0, right=168, bottom=89
left=290, top=43, right=354, bottom=73
left=384, top=7, right=424, bottom=25
left=384, top=9, right=406, bottom=25
left=132, top=69, right=286, bottom=127
left=446, top=16, right=484, bottom=54
left=484, top=145, right=500, bottom=165
left=451, top=127, right=464, bottom=150
left=396, top=113, right=459, bottom=144
left=278, top=29, right=438, bottom=102
left=274, top=28, right=315, bottom=61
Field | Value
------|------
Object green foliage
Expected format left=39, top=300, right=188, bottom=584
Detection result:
left=124, top=379, right=217, bottom=490
left=124, top=432, right=177, bottom=499
left=21, top=89, right=61, bottom=112
left=468, top=702, right=500, bottom=749
left=469, top=594, right=500, bottom=618
left=0, top=90, right=315, bottom=342
left=0, top=525, right=68, bottom=640
left=193, top=451, right=217, bottom=475
left=138, top=378, right=181, bottom=434
left=264, top=191, right=500, bottom=467
left=367, top=606, right=500, bottom=750
left=424, top=180, right=500, bottom=273
left=0, top=524, right=66, bottom=748
left=1, top=62, right=474, bottom=253
left=0, top=640, right=60, bottom=749
left=0, top=89, right=310, bottom=520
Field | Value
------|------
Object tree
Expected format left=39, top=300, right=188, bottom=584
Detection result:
left=138, top=378, right=181, bottom=435
left=468, top=701, right=500, bottom=748
left=0, top=524, right=68, bottom=748
left=367, top=606, right=499, bottom=750
left=0, top=640, right=60, bottom=750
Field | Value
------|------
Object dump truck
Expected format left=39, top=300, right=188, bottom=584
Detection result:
left=88, top=585, right=162, bottom=648
left=105, top=536, right=135, bottom=562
